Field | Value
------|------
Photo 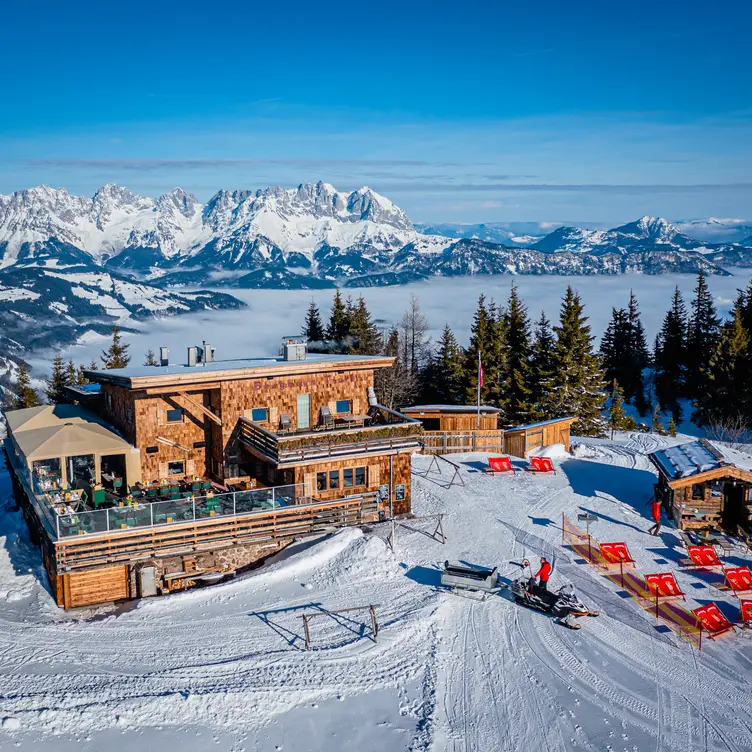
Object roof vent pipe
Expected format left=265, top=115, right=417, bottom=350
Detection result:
left=159, top=347, right=169, bottom=367
left=187, top=347, right=197, bottom=367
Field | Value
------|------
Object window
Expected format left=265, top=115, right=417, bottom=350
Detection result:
left=355, top=467, right=367, bottom=486
left=193, top=441, right=206, bottom=449
left=251, top=407, right=269, bottom=422
left=329, top=470, right=340, bottom=489
left=335, top=399, right=352, bottom=414
left=710, top=481, right=722, bottom=499
left=317, top=472, right=327, bottom=491
left=168, top=461, right=185, bottom=476
left=146, top=446, right=159, bottom=454
left=691, top=484, right=705, bottom=500
left=166, top=408, right=184, bottom=423
left=343, top=468, right=353, bottom=488
left=342, top=466, right=367, bottom=489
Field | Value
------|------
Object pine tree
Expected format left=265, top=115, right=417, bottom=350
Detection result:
left=654, top=287, right=689, bottom=420
left=13, top=362, right=40, bottom=409
left=530, top=311, right=556, bottom=418
left=45, top=353, right=69, bottom=404
left=348, top=297, right=381, bottom=355
left=65, top=359, right=77, bottom=386
left=600, top=306, right=629, bottom=385
left=326, top=288, right=351, bottom=346
left=538, top=286, right=606, bottom=437
left=425, top=324, right=465, bottom=403
left=303, top=299, right=326, bottom=343
left=89, top=359, right=98, bottom=370
left=626, top=290, right=650, bottom=411
left=608, top=380, right=627, bottom=439
left=503, top=283, right=533, bottom=423
left=687, top=271, right=720, bottom=397
left=101, top=324, right=131, bottom=369
left=652, top=405, right=665, bottom=435
left=144, top=349, right=158, bottom=366
left=667, top=417, right=677, bottom=437
left=76, top=364, right=89, bottom=385
left=463, top=295, right=493, bottom=406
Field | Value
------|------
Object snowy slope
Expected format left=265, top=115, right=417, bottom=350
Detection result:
left=1, top=435, right=752, bottom=751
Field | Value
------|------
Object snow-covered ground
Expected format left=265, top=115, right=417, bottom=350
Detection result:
left=1, top=434, right=752, bottom=751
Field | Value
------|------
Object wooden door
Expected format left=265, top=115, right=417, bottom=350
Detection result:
left=297, top=394, right=311, bottom=430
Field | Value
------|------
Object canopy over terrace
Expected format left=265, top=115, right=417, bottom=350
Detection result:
left=5, top=404, right=141, bottom=490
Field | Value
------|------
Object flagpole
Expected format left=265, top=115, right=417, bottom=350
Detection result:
left=477, top=350, right=481, bottom=429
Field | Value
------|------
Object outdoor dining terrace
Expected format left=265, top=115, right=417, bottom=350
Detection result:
left=238, top=404, right=423, bottom=467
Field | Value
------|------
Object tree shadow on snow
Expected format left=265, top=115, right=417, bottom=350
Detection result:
left=562, top=457, right=656, bottom=515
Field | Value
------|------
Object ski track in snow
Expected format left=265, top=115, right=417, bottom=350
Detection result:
left=1, top=434, right=752, bottom=751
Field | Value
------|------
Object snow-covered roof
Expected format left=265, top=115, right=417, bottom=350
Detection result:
left=649, top=440, right=727, bottom=480
left=401, top=404, right=502, bottom=414
left=504, top=417, right=576, bottom=432
left=86, top=353, right=393, bottom=388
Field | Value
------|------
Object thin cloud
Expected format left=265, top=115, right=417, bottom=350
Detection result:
left=373, top=182, right=752, bottom=194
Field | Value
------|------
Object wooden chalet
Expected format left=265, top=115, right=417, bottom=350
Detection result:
left=648, top=439, right=752, bottom=531
left=503, top=417, right=576, bottom=458
left=3, top=339, right=422, bottom=608
left=401, top=405, right=504, bottom=454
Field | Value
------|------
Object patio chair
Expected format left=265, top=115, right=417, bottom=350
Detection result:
left=201, top=481, right=212, bottom=491
left=191, top=481, right=201, bottom=492
left=319, top=405, right=334, bottom=429
left=279, top=413, right=292, bottom=432
left=147, top=487, right=158, bottom=499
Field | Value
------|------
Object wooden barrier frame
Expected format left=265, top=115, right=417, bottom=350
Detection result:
left=299, top=604, right=380, bottom=649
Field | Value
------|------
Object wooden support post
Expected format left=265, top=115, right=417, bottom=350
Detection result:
left=370, top=604, right=378, bottom=641
left=303, top=614, right=311, bottom=650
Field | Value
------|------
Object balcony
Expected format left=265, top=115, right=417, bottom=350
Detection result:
left=238, top=405, right=423, bottom=466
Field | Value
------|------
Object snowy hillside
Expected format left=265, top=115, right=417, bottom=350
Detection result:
left=1, top=435, right=752, bottom=751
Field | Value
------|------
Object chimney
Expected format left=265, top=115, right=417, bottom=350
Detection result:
left=159, top=347, right=169, bottom=367
left=187, top=347, right=197, bottom=367
left=282, top=335, right=307, bottom=362
left=203, top=342, right=215, bottom=363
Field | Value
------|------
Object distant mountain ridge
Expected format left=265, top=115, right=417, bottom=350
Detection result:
left=1, top=183, right=751, bottom=291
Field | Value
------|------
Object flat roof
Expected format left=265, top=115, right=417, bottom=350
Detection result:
left=504, top=417, right=576, bottom=432
left=402, top=404, right=502, bottom=413
left=85, top=353, right=394, bottom=389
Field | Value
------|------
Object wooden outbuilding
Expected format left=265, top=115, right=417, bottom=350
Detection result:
left=401, top=405, right=504, bottom=454
left=503, top=417, right=576, bottom=458
left=648, top=439, right=752, bottom=531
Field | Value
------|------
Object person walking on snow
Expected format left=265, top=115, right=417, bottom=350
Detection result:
left=534, top=557, right=552, bottom=592
left=648, top=498, right=662, bottom=536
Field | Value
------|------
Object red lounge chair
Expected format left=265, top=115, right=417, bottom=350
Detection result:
left=599, top=541, right=636, bottom=566
left=724, top=566, right=752, bottom=597
left=683, top=545, right=723, bottom=569
left=527, top=456, right=556, bottom=474
left=645, top=572, right=686, bottom=600
left=487, top=456, right=515, bottom=474
left=692, top=602, right=736, bottom=639
left=740, top=600, right=752, bottom=626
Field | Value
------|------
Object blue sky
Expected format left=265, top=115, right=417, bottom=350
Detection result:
left=2, top=0, right=751, bottom=223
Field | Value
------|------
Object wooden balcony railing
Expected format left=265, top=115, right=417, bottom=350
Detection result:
left=238, top=407, right=422, bottom=466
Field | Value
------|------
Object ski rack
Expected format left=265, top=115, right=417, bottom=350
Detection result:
left=425, top=454, right=465, bottom=487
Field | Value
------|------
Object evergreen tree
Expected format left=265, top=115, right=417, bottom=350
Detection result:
left=348, top=297, right=381, bottom=355
left=303, top=299, right=326, bottom=343
left=45, top=353, right=69, bottom=404
left=538, top=286, right=606, bottom=436
left=667, top=417, right=677, bottom=437
left=600, top=306, right=629, bottom=385
left=89, top=359, right=98, bottom=370
left=463, top=295, right=494, bottom=406
left=326, top=288, right=351, bottom=345
left=13, top=362, right=40, bottom=409
left=76, top=364, right=89, bottom=385
left=530, top=311, right=556, bottom=418
left=424, top=324, right=465, bottom=403
left=144, top=349, right=158, bottom=366
left=651, top=405, right=665, bottom=435
left=654, top=287, right=689, bottom=420
left=626, top=290, right=650, bottom=412
left=607, top=380, right=627, bottom=439
left=687, top=271, right=720, bottom=397
left=503, top=283, right=533, bottom=423
left=65, top=359, right=77, bottom=386
left=101, top=324, right=131, bottom=369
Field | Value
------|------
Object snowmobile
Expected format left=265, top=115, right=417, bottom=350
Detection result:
left=508, top=560, right=600, bottom=629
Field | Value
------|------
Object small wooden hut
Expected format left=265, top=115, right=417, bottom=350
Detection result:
left=401, top=405, right=503, bottom=454
left=503, top=417, right=576, bottom=458
left=648, top=439, right=752, bottom=531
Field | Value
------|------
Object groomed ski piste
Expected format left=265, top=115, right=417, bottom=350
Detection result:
left=1, top=433, right=752, bottom=751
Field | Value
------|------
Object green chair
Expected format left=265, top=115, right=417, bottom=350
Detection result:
left=92, top=487, right=107, bottom=509
left=170, top=493, right=181, bottom=501
left=113, top=477, right=123, bottom=489
left=147, top=487, right=158, bottom=499
left=202, top=481, right=212, bottom=491
left=181, top=492, right=193, bottom=499
left=191, top=481, right=201, bottom=492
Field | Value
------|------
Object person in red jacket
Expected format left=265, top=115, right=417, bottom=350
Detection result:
left=648, top=499, right=662, bottom=536
left=534, top=557, right=552, bottom=592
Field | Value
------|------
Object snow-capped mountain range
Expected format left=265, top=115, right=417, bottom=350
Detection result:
left=1, top=183, right=751, bottom=290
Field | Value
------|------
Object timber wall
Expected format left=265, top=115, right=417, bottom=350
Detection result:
left=504, top=420, right=574, bottom=458
left=420, top=431, right=504, bottom=455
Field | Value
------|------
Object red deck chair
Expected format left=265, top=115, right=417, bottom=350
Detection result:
left=487, top=456, right=515, bottom=474
left=599, top=541, right=636, bottom=566
left=740, top=600, right=752, bottom=627
left=645, top=572, right=686, bottom=601
left=527, top=456, right=556, bottom=474
left=683, top=544, right=723, bottom=569
left=724, top=566, right=752, bottom=597
left=692, top=602, right=736, bottom=640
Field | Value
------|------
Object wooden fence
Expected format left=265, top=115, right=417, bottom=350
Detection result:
left=420, top=430, right=504, bottom=455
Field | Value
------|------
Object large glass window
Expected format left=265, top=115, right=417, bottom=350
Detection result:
left=67, top=454, right=96, bottom=491
left=32, top=458, right=62, bottom=493
left=343, top=468, right=353, bottom=488
left=335, top=399, right=352, bottom=414
left=168, top=461, right=185, bottom=476
left=355, top=467, right=367, bottom=486
left=329, top=470, right=340, bottom=489
left=316, top=472, right=327, bottom=491
left=166, top=408, right=184, bottom=423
